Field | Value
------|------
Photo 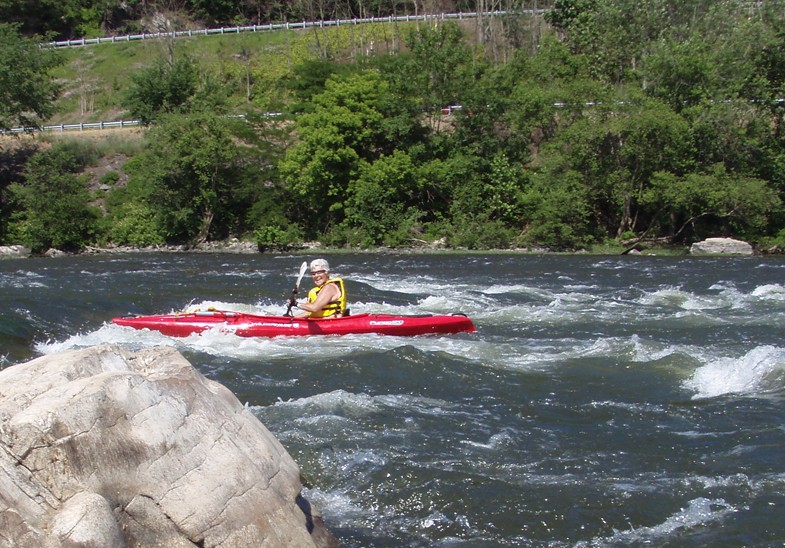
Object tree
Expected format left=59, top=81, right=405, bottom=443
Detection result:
left=502, top=34, right=602, bottom=155
left=0, top=23, right=62, bottom=132
left=643, top=165, right=780, bottom=242
left=279, top=70, right=391, bottom=234
left=124, top=52, right=230, bottom=126
left=549, top=96, right=693, bottom=239
left=643, top=37, right=716, bottom=112
left=0, top=0, right=135, bottom=39
left=745, top=26, right=785, bottom=140
left=285, top=58, right=357, bottom=114
left=127, top=112, right=242, bottom=245
left=343, top=150, right=423, bottom=246
left=389, top=22, right=475, bottom=131
left=518, top=169, right=595, bottom=249
left=7, top=145, right=98, bottom=252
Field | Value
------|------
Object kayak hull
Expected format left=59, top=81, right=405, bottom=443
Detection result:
left=112, top=310, right=475, bottom=338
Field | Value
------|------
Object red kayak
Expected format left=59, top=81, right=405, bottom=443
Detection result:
left=112, top=309, right=475, bottom=337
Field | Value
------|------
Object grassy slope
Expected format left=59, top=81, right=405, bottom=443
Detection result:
left=47, top=20, right=418, bottom=124
left=49, top=32, right=288, bottom=123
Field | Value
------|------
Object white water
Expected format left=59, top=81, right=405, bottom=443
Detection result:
left=6, top=253, right=785, bottom=546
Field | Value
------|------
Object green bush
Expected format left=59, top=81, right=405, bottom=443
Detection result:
left=448, top=218, right=516, bottom=249
left=254, top=224, right=303, bottom=251
left=7, top=146, right=98, bottom=252
left=757, top=228, right=785, bottom=252
left=102, top=201, right=165, bottom=247
left=125, top=57, right=199, bottom=124
left=100, top=171, right=120, bottom=186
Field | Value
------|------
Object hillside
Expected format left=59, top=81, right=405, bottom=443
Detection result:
left=48, top=15, right=487, bottom=125
left=4, top=1, right=785, bottom=255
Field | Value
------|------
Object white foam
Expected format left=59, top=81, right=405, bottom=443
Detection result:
left=300, top=486, right=371, bottom=523
left=264, top=389, right=456, bottom=419
left=269, top=389, right=379, bottom=415
left=581, top=497, right=736, bottom=547
left=638, top=288, right=730, bottom=311
left=461, top=430, right=515, bottom=450
left=752, top=283, right=785, bottom=301
left=684, top=345, right=785, bottom=399
left=0, top=270, right=48, bottom=289
left=35, top=323, right=178, bottom=355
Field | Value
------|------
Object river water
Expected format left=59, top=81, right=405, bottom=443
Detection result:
left=2, top=252, right=785, bottom=546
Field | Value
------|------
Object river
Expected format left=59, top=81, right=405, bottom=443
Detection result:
left=2, top=252, right=785, bottom=546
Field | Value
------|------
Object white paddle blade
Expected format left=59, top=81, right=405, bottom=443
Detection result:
left=296, top=261, right=308, bottom=288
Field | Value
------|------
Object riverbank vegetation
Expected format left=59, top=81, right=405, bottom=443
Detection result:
left=3, top=1, right=785, bottom=254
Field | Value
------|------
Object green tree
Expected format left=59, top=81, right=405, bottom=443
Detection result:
left=102, top=199, right=165, bottom=247
left=643, top=37, right=716, bottom=112
left=518, top=169, right=595, bottom=249
left=444, top=151, right=521, bottom=249
left=686, top=101, right=777, bottom=183
left=279, top=70, right=392, bottom=234
left=744, top=26, right=785, bottom=140
left=550, top=96, right=693, bottom=239
left=126, top=112, right=242, bottom=245
left=0, top=23, right=62, bottom=132
left=285, top=58, right=357, bottom=114
left=342, top=150, right=423, bottom=247
left=643, top=164, right=780, bottom=242
left=125, top=56, right=200, bottom=125
left=502, top=34, right=605, bottom=156
left=0, top=0, right=134, bottom=39
left=8, top=146, right=98, bottom=252
left=388, top=22, right=476, bottom=129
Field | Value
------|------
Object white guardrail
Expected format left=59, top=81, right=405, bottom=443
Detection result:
left=3, top=114, right=284, bottom=135
left=5, top=120, right=141, bottom=134
left=46, top=10, right=545, bottom=49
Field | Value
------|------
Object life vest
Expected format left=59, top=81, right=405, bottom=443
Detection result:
left=307, top=277, right=346, bottom=318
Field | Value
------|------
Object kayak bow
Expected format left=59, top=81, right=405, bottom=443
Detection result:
left=112, top=309, right=475, bottom=337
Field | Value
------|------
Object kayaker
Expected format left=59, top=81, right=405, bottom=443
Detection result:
left=295, top=259, right=347, bottom=318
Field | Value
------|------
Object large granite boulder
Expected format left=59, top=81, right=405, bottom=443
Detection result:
left=689, top=237, right=753, bottom=255
left=0, top=344, right=337, bottom=547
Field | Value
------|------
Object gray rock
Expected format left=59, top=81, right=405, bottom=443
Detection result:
left=0, top=344, right=336, bottom=547
left=689, top=237, right=753, bottom=255
left=50, top=492, right=123, bottom=546
left=0, top=245, right=31, bottom=259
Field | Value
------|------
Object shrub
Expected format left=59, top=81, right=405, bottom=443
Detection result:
left=254, top=224, right=303, bottom=251
left=7, top=147, right=98, bottom=252
left=448, top=218, right=516, bottom=249
left=103, top=201, right=165, bottom=247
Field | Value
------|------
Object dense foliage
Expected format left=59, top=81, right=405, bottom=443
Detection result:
left=7, top=142, right=100, bottom=252
left=0, top=24, right=62, bottom=132
left=3, top=1, right=785, bottom=253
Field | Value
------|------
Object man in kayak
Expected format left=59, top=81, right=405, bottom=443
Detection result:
left=295, top=259, right=347, bottom=318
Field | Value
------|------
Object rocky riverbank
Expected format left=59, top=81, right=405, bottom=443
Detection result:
left=0, top=239, right=261, bottom=259
left=1, top=236, right=777, bottom=259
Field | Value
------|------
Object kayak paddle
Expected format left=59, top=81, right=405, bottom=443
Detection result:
left=285, top=261, right=308, bottom=316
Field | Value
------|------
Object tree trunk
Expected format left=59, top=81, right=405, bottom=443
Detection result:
left=194, top=207, right=214, bottom=246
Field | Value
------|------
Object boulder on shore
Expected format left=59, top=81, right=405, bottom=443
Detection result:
left=0, top=344, right=337, bottom=547
left=0, top=245, right=31, bottom=259
left=689, top=237, right=754, bottom=255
